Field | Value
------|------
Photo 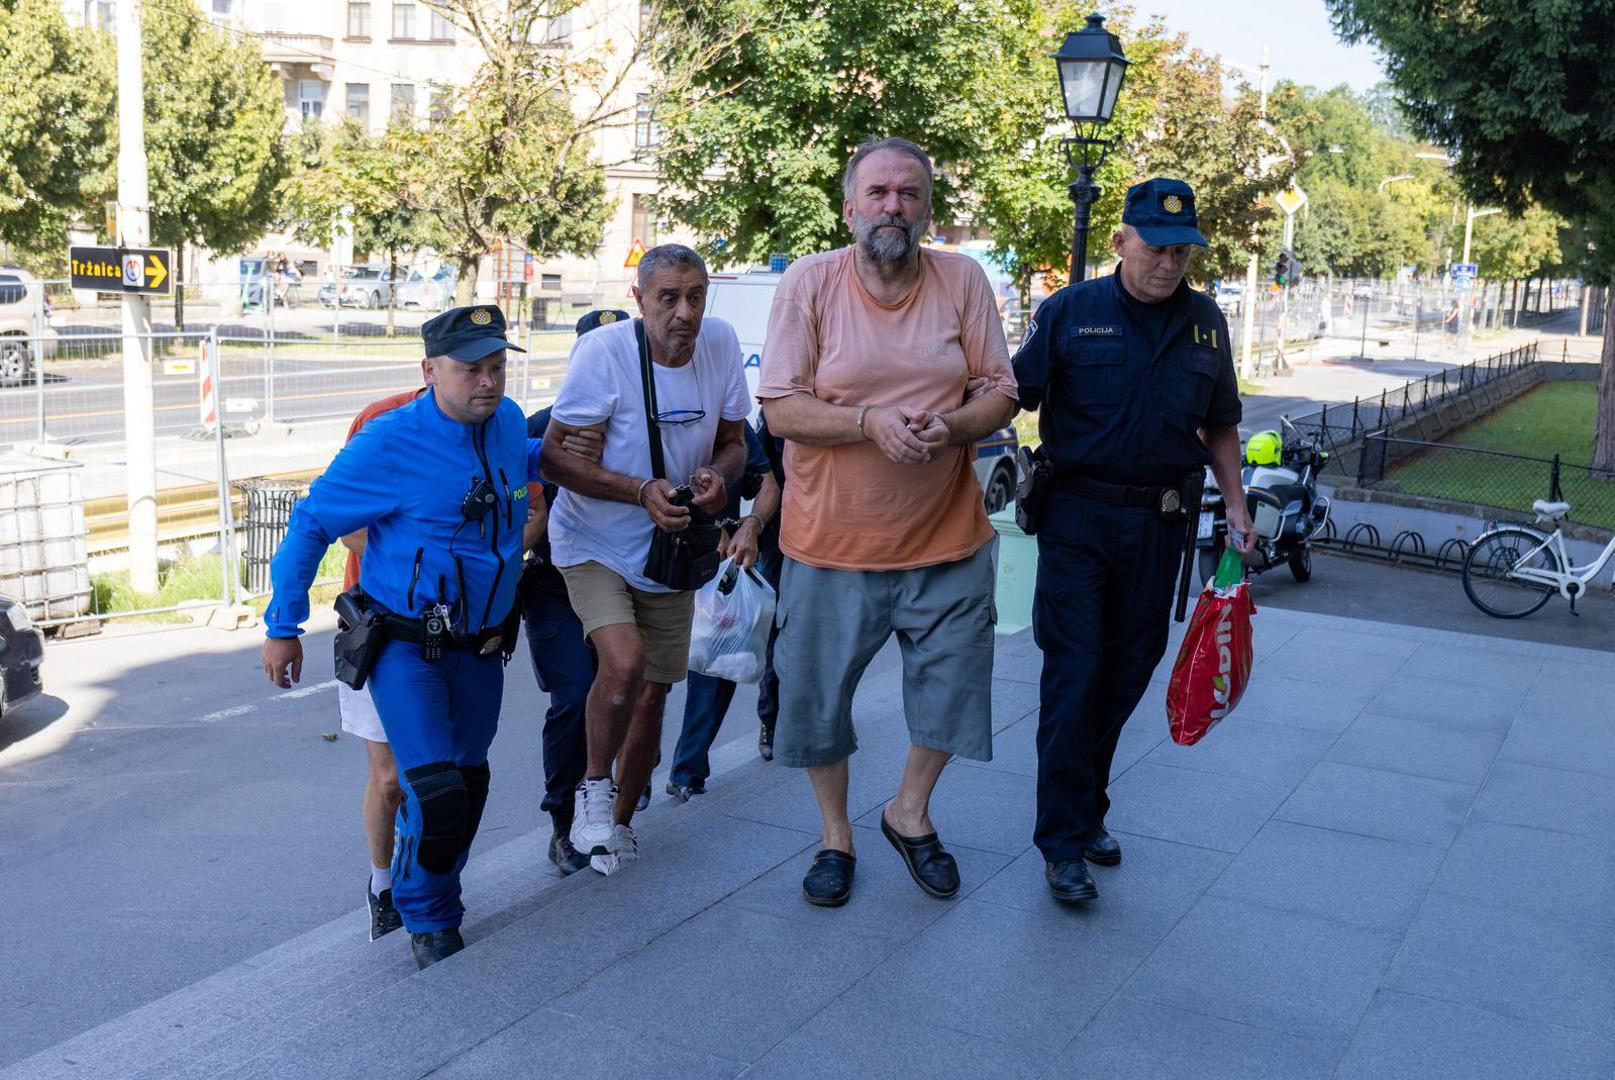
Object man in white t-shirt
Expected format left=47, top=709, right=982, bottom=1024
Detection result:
left=540, top=244, right=749, bottom=874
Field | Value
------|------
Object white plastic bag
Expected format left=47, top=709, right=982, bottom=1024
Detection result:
left=688, top=558, right=777, bottom=684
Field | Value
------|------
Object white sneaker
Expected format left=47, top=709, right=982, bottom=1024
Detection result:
left=590, top=824, right=638, bottom=876
left=570, top=779, right=616, bottom=857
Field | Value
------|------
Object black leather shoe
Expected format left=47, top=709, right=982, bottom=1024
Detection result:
left=1045, top=860, right=1099, bottom=903
left=410, top=928, right=465, bottom=969
left=1083, top=828, right=1122, bottom=866
left=548, top=832, right=590, bottom=876
left=367, top=882, right=403, bottom=942
left=881, top=816, right=961, bottom=899
left=758, top=721, right=775, bottom=762
left=802, top=849, right=855, bottom=907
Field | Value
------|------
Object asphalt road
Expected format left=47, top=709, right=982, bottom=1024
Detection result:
left=0, top=350, right=572, bottom=447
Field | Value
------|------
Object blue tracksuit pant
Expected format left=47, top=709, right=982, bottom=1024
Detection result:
left=368, top=639, right=504, bottom=933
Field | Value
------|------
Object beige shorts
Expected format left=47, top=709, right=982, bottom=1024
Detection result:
left=557, top=561, right=696, bottom=685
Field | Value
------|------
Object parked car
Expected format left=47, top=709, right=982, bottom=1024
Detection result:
left=0, top=268, right=57, bottom=386
left=317, top=265, right=397, bottom=310
left=0, top=594, right=44, bottom=719
left=703, top=269, right=1019, bottom=512
left=396, top=266, right=456, bottom=311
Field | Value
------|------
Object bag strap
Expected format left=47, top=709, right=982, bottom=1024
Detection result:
left=635, top=318, right=667, bottom=482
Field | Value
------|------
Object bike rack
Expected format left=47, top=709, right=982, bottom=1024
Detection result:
left=1390, top=530, right=1426, bottom=560
left=1343, top=522, right=1381, bottom=550
left=1435, top=538, right=1470, bottom=569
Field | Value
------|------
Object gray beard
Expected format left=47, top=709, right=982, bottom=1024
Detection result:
left=854, top=216, right=921, bottom=265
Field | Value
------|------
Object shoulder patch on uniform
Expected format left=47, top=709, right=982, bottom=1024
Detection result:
left=1191, top=324, right=1220, bottom=349
left=1074, top=325, right=1121, bottom=336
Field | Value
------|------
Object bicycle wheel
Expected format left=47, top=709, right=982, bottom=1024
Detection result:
left=1461, top=527, right=1561, bottom=618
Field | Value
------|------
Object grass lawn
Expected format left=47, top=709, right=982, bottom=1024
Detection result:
left=1386, top=381, right=1615, bottom=529
left=92, top=544, right=346, bottom=622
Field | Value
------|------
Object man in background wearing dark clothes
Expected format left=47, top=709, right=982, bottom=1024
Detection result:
left=666, top=416, right=783, bottom=800
left=518, top=309, right=623, bottom=873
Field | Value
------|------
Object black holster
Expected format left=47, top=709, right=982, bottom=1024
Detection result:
left=1014, top=445, right=1054, bottom=536
left=1174, top=470, right=1207, bottom=623
left=333, top=587, right=386, bottom=690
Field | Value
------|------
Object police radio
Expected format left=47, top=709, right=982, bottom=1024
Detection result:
left=461, top=476, right=497, bottom=521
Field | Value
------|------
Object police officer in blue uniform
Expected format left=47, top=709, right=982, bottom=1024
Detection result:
left=261, top=304, right=542, bottom=967
left=1011, top=178, right=1255, bottom=904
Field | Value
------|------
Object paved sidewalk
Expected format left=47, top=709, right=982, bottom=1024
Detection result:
left=8, top=606, right=1615, bottom=1079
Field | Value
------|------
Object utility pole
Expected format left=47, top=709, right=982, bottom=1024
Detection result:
left=118, top=0, right=159, bottom=595
left=1239, top=47, right=1272, bottom=378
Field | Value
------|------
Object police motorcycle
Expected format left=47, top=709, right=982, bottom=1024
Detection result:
left=1196, top=420, right=1331, bottom=585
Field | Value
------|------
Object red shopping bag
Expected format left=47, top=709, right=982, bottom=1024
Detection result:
left=1166, top=548, right=1255, bottom=746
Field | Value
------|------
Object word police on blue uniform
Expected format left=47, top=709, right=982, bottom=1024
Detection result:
left=261, top=304, right=542, bottom=968
left=1012, top=177, right=1254, bottom=905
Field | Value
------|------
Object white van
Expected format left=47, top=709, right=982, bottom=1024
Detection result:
left=705, top=270, right=1019, bottom=513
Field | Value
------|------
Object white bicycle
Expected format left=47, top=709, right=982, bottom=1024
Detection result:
left=1461, top=499, right=1615, bottom=618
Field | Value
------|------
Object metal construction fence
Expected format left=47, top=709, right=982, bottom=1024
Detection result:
left=1285, top=342, right=1541, bottom=463
left=1355, top=436, right=1615, bottom=533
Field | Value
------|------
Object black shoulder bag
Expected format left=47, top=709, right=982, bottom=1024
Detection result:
left=637, top=319, right=724, bottom=591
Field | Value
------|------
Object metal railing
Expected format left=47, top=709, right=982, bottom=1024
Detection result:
left=1285, top=342, right=1540, bottom=465
left=1355, top=434, right=1615, bottom=533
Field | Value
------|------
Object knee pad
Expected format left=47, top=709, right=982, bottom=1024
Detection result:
left=460, top=762, right=491, bottom=857
left=403, top=762, right=469, bottom=875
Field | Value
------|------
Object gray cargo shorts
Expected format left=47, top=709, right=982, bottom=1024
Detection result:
left=772, top=540, right=997, bottom=768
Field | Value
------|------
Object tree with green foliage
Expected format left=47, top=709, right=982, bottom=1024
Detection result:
left=654, top=2, right=1288, bottom=301
left=0, top=0, right=112, bottom=257
left=279, top=122, right=425, bottom=335
left=399, top=0, right=732, bottom=303
left=1326, top=0, right=1615, bottom=467
left=93, top=0, right=288, bottom=328
left=651, top=0, right=1015, bottom=269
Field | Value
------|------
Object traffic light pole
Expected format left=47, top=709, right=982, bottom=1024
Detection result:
left=118, top=0, right=159, bottom=595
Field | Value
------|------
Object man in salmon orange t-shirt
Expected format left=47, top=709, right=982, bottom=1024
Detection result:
left=758, top=137, right=1018, bottom=908
left=336, top=386, right=426, bottom=941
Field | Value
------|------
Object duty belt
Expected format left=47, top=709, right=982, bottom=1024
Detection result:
left=1055, top=473, right=1189, bottom=516
left=377, top=611, right=508, bottom=653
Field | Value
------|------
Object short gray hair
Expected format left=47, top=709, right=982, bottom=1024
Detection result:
left=841, top=137, right=935, bottom=203
left=636, top=243, right=708, bottom=291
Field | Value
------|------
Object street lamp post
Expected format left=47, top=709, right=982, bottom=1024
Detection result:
left=1052, top=14, right=1129, bottom=282
left=1459, top=204, right=1501, bottom=354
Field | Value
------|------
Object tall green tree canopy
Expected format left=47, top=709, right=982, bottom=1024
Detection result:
left=1325, top=0, right=1615, bottom=462
left=651, top=0, right=1010, bottom=268
left=654, top=2, right=1289, bottom=288
left=0, top=0, right=112, bottom=254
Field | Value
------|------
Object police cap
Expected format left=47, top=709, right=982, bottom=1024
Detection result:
left=421, top=305, right=527, bottom=362
left=576, top=308, right=631, bottom=336
left=1122, top=177, right=1207, bottom=248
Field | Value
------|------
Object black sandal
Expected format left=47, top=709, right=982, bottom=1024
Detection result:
left=881, top=816, right=960, bottom=899
left=802, top=849, right=855, bottom=907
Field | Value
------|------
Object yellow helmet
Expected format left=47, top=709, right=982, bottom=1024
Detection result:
left=1245, top=430, right=1282, bottom=466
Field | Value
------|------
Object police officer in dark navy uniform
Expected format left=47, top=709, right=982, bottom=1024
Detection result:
left=1011, top=177, right=1255, bottom=904
left=262, top=304, right=542, bottom=966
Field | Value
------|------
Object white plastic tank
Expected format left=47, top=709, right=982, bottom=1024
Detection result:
left=0, top=453, right=91, bottom=620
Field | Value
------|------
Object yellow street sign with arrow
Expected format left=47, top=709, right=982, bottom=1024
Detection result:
left=69, top=245, right=173, bottom=295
